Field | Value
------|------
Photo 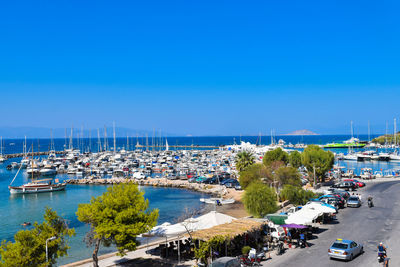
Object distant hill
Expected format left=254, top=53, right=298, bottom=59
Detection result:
left=284, top=129, right=319, bottom=136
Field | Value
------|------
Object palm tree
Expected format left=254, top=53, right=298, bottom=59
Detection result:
left=235, top=151, right=255, bottom=172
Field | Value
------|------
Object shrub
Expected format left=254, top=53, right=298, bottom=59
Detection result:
left=242, top=246, right=251, bottom=255
left=243, top=181, right=278, bottom=218
left=239, top=163, right=271, bottom=189
left=279, top=184, right=316, bottom=205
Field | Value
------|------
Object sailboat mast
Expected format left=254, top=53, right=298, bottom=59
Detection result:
left=89, top=129, right=92, bottom=153
left=113, top=122, right=116, bottom=154
left=368, top=120, right=370, bottom=142
left=104, top=125, right=108, bottom=151
left=31, top=142, right=34, bottom=181
left=350, top=121, right=354, bottom=139
left=24, top=135, right=27, bottom=156
left=146, top=133, right=149, bottom=151
left=97, top=129, right=102, bottom=152
left=394, top=118, right=397, bottom=146
left=69, top=127, right=73, bottom=150
left=127, top=134, right=129, bottom=151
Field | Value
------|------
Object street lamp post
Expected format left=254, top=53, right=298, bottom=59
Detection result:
left=46, top=236, right=57, bottom=264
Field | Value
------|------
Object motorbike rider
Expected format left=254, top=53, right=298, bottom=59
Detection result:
left=378, top=242, right=387, bottom=255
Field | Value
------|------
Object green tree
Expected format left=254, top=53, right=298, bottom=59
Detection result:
left=243, top=181, right=278, bottom=218
left=239, top=163, right=272, bottom=189
left=235, top=151, right=255, bottom=172
left=0, top=207, right=75, bottom=267
left=279, top=185, right=316, bottom=205
left=301, top=145, right=334, bottom=183
left=289, top=150, right=302, bottom=168
left=274, top=166, right=302, bottom=188
left=263, top=148, right=289, bottom=167
left=76, top=183, right=159, bottom=267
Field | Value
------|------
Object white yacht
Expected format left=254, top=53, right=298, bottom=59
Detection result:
left=40, top=165, right=57, bottom=176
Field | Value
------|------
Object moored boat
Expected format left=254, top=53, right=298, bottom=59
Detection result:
left=9, top=179, right=66, bottom=194
left=200, top=197, right=235, bottom=205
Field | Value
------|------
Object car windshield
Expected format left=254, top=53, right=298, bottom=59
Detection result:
left=332, top=242, right=348, bottom=249
left=348, top=197, right=359, bottom=201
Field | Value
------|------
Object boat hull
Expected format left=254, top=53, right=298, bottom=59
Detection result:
left=9, top=183, right=67, bottom=194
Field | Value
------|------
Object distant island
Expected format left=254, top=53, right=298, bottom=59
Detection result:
left=284, top=129, right=319, bottom=136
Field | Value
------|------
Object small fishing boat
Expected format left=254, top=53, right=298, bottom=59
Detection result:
left=9, top=179, right=66, bottom=194
left=8, top=145, right=66, bottom=194
left=200, top=198, right=235, bottom=205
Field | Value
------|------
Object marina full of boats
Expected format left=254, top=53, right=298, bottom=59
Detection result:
left=3, top=134, right=400, bottom=195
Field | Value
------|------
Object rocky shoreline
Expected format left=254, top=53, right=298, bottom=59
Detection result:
left=66, top=177, right=234, bottom=198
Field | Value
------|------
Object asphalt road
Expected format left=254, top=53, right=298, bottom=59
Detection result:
left=263, top=180, right=400, bottom=267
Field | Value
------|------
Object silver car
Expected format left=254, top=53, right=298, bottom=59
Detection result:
left=347, top=196, right=361, bottom=208
left=328, top=239, right=363, bottom=261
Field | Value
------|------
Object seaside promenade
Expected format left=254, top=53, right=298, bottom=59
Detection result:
left=61, top=177, right=400, bottom=267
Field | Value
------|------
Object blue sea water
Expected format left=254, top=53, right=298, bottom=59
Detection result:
left=0, top=163, right=207, bottom=265
left=0, top=135, right=394, bottom=265
left=0, top=135, right=379, bottom=154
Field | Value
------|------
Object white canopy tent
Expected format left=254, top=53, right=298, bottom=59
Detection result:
left=148, top=211, right=236, bottom=237
left=304, top=202, right=336, bottom=214
left=188, top=211, right=236, bottom=231
left=285, top=205, right=323, bottom=225
left=146, top=211, right=236, bottom=263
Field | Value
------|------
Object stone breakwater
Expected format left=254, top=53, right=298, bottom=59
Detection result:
left=66, top=178, right=233, bottom=197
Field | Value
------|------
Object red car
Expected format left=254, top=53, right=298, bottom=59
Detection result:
left=344, top=179, right=365, bottom=188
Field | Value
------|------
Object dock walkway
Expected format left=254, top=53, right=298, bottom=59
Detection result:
left=4, top=151, right=66, bottom=159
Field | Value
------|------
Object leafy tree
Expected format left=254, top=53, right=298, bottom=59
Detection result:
left=263, top=148, right=289, bottom=167
left=274, top=166, right=302, bottom=188
left=239, top=163, right=272, bottom=189
left=0, top=207, right=75, bottom=267
left=279, top=185, right=316, bottom=205
left=235, top=151, right=255, bottom=172
left=243, top=181, right=278, bottom=218
left=289, top=150, right=302, bottom=168
left=301, top=145, right=334, bottom=183
left=76, top=183, right=159, bottom=267
left=194, top=235, right=227, bottom=264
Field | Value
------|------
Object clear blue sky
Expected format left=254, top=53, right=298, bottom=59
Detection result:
left=0, top=0, right=399, bottom=136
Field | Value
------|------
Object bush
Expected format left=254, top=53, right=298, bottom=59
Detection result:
left=239, top=163, right=271, bottom=189
left=194, top=236, right=227, bottom=263
left=242, top=246, right=251, bottom=255
left=279, top=185, right=316, bottom=205
left=243, top=181, right=278, bottom=218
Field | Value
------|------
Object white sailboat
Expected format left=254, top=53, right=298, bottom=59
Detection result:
left=9, top=145, right=66, bottom=194
left=0, top=137, right=5, bottom=163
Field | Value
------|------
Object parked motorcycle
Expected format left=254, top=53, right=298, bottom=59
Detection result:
left=378, top=251, right=386, bottom=263
left=299, top=239, right=306, bottom=248
left=276, top=241, right=284, bottom=255
left=368, top=197, right=374, bottom=208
